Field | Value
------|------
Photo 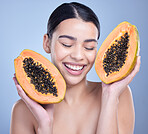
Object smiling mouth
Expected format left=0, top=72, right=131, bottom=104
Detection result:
left=64, top=63, right=85, bottom=71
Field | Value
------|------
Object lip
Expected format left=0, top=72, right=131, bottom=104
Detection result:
left=63, top=62, right=86, bottom=76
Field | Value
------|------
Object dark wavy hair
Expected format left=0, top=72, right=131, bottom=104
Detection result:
left=47, top=2, right=100, bottom=39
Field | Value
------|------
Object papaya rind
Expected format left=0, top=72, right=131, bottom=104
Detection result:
left=95, top=21, right=140, bottom=84
left=14, top=49, right=66, bottom=104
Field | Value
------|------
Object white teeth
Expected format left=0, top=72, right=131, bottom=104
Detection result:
left=65, top=64, right=84, bottom=71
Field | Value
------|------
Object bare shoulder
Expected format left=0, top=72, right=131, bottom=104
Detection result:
left=11, top=99, right=33, bottom=120
left=12, top=99, right=28, bottom=112
left=118, top=85, right=135, bottom=113
left=118, top=86, right=135, bottom=133
left=10, top=99, right=36, bottom=134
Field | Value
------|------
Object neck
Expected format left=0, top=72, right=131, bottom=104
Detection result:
left=63, top=77, right=89, bottom=105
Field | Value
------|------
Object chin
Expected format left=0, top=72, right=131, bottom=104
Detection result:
left=64, top=75, right=86, bottom=87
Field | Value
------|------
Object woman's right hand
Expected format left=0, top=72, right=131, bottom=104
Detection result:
left=13, top=74, right=54, bottom=134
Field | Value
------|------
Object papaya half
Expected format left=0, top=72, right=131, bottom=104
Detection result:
left=95, top=21, right=140, bottom=84
left=14, top=49, right=66, bottom=104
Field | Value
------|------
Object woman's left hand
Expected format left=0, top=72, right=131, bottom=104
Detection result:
left=102, top=55, right=141, bottom=99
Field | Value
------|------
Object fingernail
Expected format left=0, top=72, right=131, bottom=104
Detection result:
left=13, top=77, right=17, bottom=84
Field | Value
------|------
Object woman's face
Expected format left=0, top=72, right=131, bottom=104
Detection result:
left=49, top=18, right=98, bottom=86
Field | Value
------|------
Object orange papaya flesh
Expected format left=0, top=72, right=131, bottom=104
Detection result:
left=95, top=21, right=139, bottom=84
left=14, top=49, right=66, bottom=104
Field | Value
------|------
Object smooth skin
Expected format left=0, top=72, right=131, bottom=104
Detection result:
left=10, top=18, right=141, bottom=134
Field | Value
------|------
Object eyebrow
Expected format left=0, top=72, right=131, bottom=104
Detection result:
left=58, top=35, right=97, bottom=43
left=58, top=35, right=76, bottom=41
left=84, top=39, right=98, bottom=43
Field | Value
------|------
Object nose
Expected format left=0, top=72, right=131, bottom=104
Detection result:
left=70, top=45, right=84, bottom=61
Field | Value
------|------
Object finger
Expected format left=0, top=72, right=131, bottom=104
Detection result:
left=137, top=45, right=140, bottom=56
left=13, top=76, right=39, bottom=108
left=13, top=76, right=23, bottom=97
left=13, top=76, right=19, bottom=85
left=125, top=56, right=141, bottom=84
left=131, top=56, right=141, bottom=76
left=13, top=77, right=28, bottom=98
left=13, top=77, right=46, bottom=119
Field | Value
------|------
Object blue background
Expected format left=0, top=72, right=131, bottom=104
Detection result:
left=0, top=0, right=148, bottom=133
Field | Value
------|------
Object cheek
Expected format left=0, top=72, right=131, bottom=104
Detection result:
left=86, top=50, right=97, bottom=64
left=51, top=43, right=68, bottom=63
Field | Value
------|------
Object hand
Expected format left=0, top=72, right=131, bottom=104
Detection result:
left=102, top=55, right=141, bottom=99
left=13, top=74, right=54, bottom=133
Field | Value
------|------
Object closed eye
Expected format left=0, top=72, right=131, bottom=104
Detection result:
left=85, top=47, right=95, bottom=50
left=62, top=43, right=72, bottom=48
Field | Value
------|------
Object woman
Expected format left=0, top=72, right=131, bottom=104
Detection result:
left=10, top=2, right=140, bottom=134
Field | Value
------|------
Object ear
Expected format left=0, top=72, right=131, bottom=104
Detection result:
left=43, top=34, right=51, bottom=53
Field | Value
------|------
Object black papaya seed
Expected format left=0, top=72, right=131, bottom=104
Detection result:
left=23, top=57, right=58, bottom=97
left=103, top=32, right=130, bottom=76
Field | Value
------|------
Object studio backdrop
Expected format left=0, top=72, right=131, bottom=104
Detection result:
left=0, top=0, right=147, bottom=133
